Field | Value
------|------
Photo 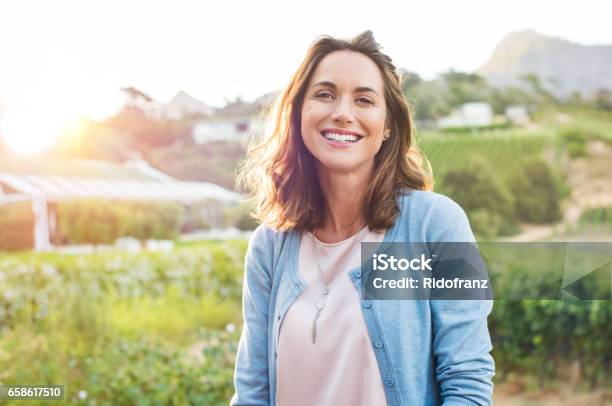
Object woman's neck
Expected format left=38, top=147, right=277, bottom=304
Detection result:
left=315, top=165, right=372, bottom=243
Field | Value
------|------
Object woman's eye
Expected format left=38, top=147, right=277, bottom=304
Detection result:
left=315, top=92, right=333, bottom=99
left=356, top=97, right=373, bottom=104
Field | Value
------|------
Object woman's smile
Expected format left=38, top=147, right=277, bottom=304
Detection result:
left=320, top=127, right=364, bottom=147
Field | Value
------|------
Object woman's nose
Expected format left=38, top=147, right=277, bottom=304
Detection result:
left=330, top=97, right=354, bottom=124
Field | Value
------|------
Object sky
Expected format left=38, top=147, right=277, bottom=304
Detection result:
left=0, top=0, right=611, bottom=151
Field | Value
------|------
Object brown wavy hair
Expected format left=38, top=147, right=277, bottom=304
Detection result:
left=237, top=30, right=432, bottom=232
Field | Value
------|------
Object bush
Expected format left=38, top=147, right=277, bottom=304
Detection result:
left=234, top=212, right=259, bottom=231
left=575, top=206, right=612, bottom=234
left=0, top=202, right=35, bottom=251
left=80, top=331, right=238, bottom=405
left=224, top=203, right=259, bottom=231
left=468, top=208, right=504, bottom=239
left=57, top=200, right=184, bottom=244
left=439, top=122, right=513, bottom=134
left=440, top=157, right=517, bottom=237
left=182, top=199, right=229, bottom=231
left=559, top=128, right=588, bottom=158
left=509, top=160, right=563, bottom=223
left=182, top=201, right=212, bottom=233
left=2, top=240, right=611, bottom=397
left=0, top=241, right=246, bottom=405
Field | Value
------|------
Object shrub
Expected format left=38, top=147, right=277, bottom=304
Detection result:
left=182, top=201, right=214, bottom=233
left=579, top=206, right=611, bottom=226
left=468, top=208, right=504, bottom=239
left=182, top=199, right=231, bottom=231
left=0, top=242, right=245, bottom=405
left=224, top=203, right=259, bottom=231
left=509, top=160, right=563, bottom=223
left=234, top=212, right=259, bottom=231
left=58, top=200, right=122, bottom=244
left=559, top=128, right=588, bottom=158
left=57, top=199, right=184, bottom=244
left=440, top=157, right=517, bottom=237
left=0, top=202, right=35, bottom=251
left=439, top=122, right=513, bottom=134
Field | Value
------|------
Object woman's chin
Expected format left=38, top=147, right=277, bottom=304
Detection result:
left=316, top=157, right=371, bottom=175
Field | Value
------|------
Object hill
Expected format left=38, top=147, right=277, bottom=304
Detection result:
left=477, top=30, right=612, bottom=97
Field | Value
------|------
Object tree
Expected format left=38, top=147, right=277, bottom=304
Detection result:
left=509, top=160, right=563, bottom=223
left=520, top=74, right=557, bottom=106
left=440, top=157, right=517, bottom=237
left=399, top=70, right=422, bottom=94
left=593, top=89, right=612, bottom=111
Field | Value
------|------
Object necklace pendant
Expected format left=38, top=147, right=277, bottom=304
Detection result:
left=322, top=286, right=329, bottom=295
left=312, top=310, right=321, bottom=344
left=316, top=296, right=326, bottom=311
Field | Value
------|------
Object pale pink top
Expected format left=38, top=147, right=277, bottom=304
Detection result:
left=276, top=226, right=388, bottom=406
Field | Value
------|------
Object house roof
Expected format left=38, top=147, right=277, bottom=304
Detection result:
left=0, top=157, right=242, bottom=203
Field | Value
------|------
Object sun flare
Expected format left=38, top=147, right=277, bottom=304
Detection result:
left=0, top=105, right=80, bottom=154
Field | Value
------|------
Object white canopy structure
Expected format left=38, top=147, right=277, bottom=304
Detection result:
left=0, top=158, right=243, bottom=251
left=0, top=173, right=242, bottom=203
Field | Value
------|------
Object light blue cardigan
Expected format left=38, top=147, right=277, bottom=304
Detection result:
left=231, top=190, right=495, bottom=406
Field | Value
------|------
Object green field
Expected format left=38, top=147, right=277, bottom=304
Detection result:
left=1, top=239, right=610, bottom=404
left=0, top=241, right=245, bottom=405
left=534, top=107, right=612, bottom=143
left=417, top=129, right=557, bottom=184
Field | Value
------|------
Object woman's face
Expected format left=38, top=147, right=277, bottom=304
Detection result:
left=300, top=50, right=388, bottom=175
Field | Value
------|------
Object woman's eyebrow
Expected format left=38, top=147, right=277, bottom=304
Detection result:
left=312, top=81, right=380, bottom=96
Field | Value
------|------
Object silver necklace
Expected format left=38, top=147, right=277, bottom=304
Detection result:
left=311, top=224, right=368, bottom=344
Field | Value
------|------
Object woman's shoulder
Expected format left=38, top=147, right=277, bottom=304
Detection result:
left=397, top=189, right=463, bottom=215
left=249, top=224, right=284, bottom=251
left=247, top=223, right=292, bottom=262
left=396, top=189, right=475, bottom=242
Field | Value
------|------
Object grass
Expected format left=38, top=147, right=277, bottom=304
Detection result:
left=106, top=290, right=241, bottom=345
left=416, top=128, right=557, bottom=184
left=0, top=241, right=246, bottom=404
left=534, top=106, right=612, bottom=143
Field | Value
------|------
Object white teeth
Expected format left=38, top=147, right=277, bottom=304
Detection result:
left=322, top=132, right=360, bottom=142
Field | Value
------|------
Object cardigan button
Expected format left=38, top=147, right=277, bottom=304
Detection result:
left=385, top=379, right=394, bottom=387
left=374, top=340, right=383, bottom=349
left=362, top=301, right=372, bottom=309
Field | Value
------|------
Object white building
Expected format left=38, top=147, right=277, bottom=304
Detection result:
left=505, top=105, right=530, bottom=125
left=192, top=93, right=277, bottom=144
left=437, top=102, right=493, bottom=129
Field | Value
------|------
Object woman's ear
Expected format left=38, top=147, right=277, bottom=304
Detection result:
left=383, top=129, right=391, bottom=140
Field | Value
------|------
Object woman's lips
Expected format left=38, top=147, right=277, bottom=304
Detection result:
left=320, top=131, right=364, bottom=148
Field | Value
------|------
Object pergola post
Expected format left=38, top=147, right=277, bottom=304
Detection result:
left=32, top=197, right=51, bottom=252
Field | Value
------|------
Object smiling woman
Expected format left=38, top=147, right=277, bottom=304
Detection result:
left=232, top=30, right=495, bottom=406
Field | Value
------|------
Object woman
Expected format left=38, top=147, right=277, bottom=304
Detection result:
left=231, top=30, right=495, bottom=406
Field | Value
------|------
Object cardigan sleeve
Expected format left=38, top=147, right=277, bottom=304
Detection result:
left=230, top=225, right=274, bottom=406
left=426, top=195, right=496, bottom=406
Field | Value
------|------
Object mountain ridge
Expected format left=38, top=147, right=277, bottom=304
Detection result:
left=477, top=30, right=612, bottom=97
